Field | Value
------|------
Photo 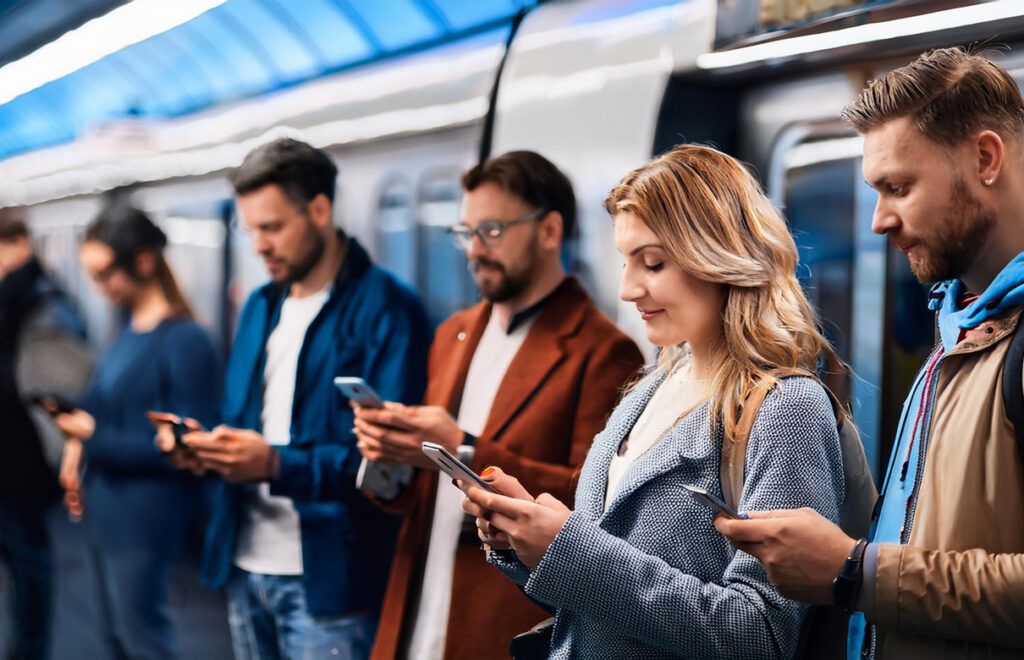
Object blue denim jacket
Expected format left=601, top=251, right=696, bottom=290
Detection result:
left=200, top=238, right=431, bottom=617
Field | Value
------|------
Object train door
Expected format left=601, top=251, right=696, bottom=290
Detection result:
left=331, top=126, right=482, bottom=327
left=766, top=126, right=887, bottom=478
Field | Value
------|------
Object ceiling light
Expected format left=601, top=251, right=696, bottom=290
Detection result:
left=698, top=1, right=1024, bottom=70
left=0, top=0, right=227, bottom=106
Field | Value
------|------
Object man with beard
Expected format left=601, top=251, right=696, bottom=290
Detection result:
left=158, top=138, right=431, bottom=659
left=353, top=151, right=644, bottom=659
left=715, top=48, right=1024, bottom=659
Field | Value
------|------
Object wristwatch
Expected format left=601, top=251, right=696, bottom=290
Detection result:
left=833, top=538, right=868, bottom=614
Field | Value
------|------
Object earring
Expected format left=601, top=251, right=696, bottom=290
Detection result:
left=984, top=178, right=995, bottom=186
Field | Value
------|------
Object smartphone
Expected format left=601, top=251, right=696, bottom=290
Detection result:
left=682, top=484, right=748, bottom=520
left=421, top=442, right=496, bottom=493
left=145, top=411, right=204, bottom=448
left=334, top=377, right=384, bottom=408
left=27, top=392, right=76, bottom=415
left=335, top=377, right=411, bottom=498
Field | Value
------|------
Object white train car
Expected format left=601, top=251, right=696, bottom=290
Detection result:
left=5, top=0, right=1024, bottom=476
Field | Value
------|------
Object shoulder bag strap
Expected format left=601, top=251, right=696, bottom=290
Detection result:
left=1001, top=314, right=1024, bottom=461
left=721, top=384, right=770, bottom=511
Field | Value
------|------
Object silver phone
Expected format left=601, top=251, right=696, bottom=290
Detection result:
left=334, top=376, right=384, bottom=408
left=682, top=484, right=748, bottom=520
left=335, top=377, right=410, bottom=499
left=421, top=442, right=496, bottom=493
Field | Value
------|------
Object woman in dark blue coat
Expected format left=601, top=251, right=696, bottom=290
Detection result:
left=55, top=206, right=221, bottom=660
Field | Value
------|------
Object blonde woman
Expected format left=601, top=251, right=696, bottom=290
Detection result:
left=461, top=145, right=846, bottom=659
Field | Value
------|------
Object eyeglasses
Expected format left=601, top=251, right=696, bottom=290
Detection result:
left=446, top=208, right=547, bottom=251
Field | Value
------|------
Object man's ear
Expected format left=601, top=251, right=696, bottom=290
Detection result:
left=976, top=130, right=1005, bottom=187
left=307, top=193, right=333, bottom=229
left=539, top=210, right=564, bottom=251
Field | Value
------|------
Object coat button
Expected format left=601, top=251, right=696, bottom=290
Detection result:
left=457, top=331, right=466, bottom=341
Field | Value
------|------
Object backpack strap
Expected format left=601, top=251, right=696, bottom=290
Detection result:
left=721, top=383, right=770, bottom=512
left=1001, top=314, right=1024, bottom=460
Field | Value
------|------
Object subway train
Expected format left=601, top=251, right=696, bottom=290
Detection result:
left=4, top=0, right=1023, bottom=479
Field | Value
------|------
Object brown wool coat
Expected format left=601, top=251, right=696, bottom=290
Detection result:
left=370, top=277, right=644, bottom=660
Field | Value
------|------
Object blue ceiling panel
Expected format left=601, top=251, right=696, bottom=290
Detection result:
left=269, top=0, right=376, bottom=65
left=217, top=0, right=323, bottom=82
left=429, top=0, right=527, bottom=31
left=183, top=10, right=276, bottom=94
left=0, top=0, right=538, bottom=162
left=341, top=0, right=444, bottom=51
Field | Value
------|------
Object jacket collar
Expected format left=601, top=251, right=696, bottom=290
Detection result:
left=946, top=307, right=1024, bottom=358
left=439, top=276, right=593, bottom=441
left=577, top=369, right=711, bottom=518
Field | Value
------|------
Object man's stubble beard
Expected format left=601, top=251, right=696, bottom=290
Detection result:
left=475, top=231, right=540, bottom=303
left=908, top=178, right=996, bottom=284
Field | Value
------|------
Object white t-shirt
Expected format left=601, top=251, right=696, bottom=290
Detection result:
left=605, top=369, right=706, bottom=510
left=234, top=287, right=330, bottom=576
left=405, top=310, right=536, bottom=659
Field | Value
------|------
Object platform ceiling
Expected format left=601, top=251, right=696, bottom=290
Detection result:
left=0, top=0, right=535, bottom=161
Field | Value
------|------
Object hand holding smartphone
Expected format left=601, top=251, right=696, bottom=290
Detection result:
left=336, top=377, right=412, bottom=500
left=145, top=411, right=205, bottom=449
left=682, top=484, right=749, bottom=520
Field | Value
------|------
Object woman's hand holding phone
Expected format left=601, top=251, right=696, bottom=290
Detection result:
left=148, top=412, right=205, bottom=473
left=458, top=467, right=572, bottom=565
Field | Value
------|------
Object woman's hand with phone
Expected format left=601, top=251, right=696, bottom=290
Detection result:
left=54, top=409, right=95, bottom=441
left=459, top=467, right=572, bottom=566
left=457, top=466, right=531, bottom=550
left=150, top=414, right=205, bottom=473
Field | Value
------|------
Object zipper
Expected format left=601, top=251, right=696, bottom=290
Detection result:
left=900, top=349, right=943, bottom=544
left=863, top=345, right=942, bottom=659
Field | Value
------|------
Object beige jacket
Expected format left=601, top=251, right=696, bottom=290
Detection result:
left=872, top=309, right=1024, bottom=658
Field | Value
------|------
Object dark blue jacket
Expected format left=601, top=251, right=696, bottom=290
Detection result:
left=200, top=238, right=431, bottom=617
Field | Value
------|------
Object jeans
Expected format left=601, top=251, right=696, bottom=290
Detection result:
left=91, top=547, right=177, bottom=660
left=0, top=499, right=53, bottom=660
left=226, top=568, right=376, bottom=660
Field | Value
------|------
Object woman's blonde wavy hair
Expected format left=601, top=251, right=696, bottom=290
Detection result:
left=605, top=144, right=843, bottom=438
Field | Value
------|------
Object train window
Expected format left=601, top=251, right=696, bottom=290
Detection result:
left=376, top=176, right=417, bottom=289
left=775, top=132, right=932, bottom=479
left=775, top=132, right=875, bottom=471
left=416, top=169, right=476, bottom=325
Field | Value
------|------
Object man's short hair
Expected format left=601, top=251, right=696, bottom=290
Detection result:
left=462, top=151, right=577, bottom=240
left=230, top=138, right=338, bottom=207
left=0, top=209, right=28, bottom=242
left=842, top=47, right=1024, bottom=146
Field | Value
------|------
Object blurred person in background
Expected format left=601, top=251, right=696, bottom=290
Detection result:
left=55, top=205, right=221, bottom=660
left=460, top=145, right=847, bottom=658
left=0, top=210, right=89, bottom=660
left=353, top=150, right=643, bottom=659
left=157, top=138, right=431, bottom=660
